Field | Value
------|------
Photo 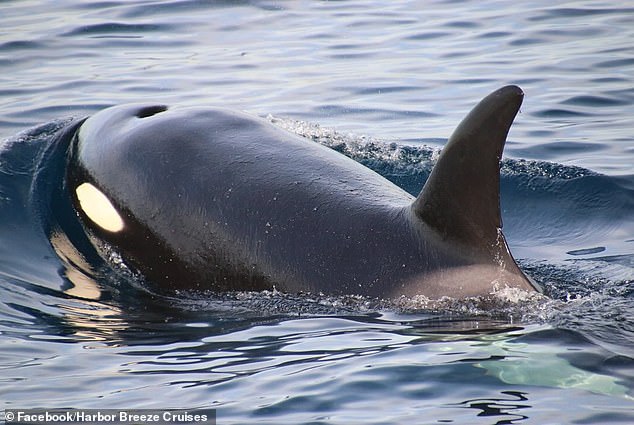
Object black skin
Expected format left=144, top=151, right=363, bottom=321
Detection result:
left=55, top=86, right=539, bottom=298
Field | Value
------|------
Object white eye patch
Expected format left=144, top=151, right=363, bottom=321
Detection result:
left=75, top=182, right=124, bottom=233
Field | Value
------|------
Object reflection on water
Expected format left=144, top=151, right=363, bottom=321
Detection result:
left=452, top=391, right=531, bottom=425
left=1, top=269, right=633, bottom=421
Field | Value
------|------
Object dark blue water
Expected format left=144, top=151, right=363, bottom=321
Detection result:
left=1, top=1, right=633, bottom=423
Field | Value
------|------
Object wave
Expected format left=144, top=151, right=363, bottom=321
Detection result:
left=0, top=118, right=631, bottom=347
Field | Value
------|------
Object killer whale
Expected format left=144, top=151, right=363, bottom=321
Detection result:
left=46, top=85, right=541, bottom=299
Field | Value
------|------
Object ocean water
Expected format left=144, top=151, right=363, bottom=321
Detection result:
left=1, top=1, right=633, bottom=424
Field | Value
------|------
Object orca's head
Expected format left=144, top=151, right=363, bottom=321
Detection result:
left=63, top=104, right=217, bottom=291
left=60, top=103, right=275, bottom=293
left=67, top=104, right=168, bottom=235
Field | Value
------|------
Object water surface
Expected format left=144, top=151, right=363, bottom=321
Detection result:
left=1, top=1, right=633, bottom=424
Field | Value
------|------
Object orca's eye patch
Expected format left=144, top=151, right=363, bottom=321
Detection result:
left=75, top=183, right=124, bottom=233
left=136, top=105, right=167, bottom=118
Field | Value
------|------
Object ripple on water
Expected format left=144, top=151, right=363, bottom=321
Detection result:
left=563, top=94, right=629, bottom=107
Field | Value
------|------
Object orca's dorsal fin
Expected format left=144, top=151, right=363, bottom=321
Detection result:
left=412, top=85, right=523, bottom=251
